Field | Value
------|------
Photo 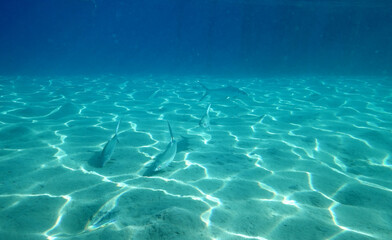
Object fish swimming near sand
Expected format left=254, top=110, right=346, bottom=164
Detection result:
left=199, top=104, right=211, bottom=130
left=85, top=190, right=128, bottom=231
left=198, top=82, right=248, bottom=102
left=97, top=118, right=121, bottom=168
left=86, top=207, right=117, bottom=231
left=144, top=121, right=177, bottom=176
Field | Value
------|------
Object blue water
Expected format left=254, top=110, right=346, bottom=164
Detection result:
left=1, top=1, right=392, bottom=240
left=1, top=0, right=392, bottom=76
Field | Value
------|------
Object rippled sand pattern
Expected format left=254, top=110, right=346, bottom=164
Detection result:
left=0, top=76, right=391, bottom=240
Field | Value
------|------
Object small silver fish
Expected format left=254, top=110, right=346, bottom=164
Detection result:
left=199, top=104, right=211, bottom=130
left=87, top=210, right=117, bottom=230
left=85, top=190, right=128, bottom=231
left=97, top=118, right=121, bottom=168
left=144, top=121, right=177, bottom=176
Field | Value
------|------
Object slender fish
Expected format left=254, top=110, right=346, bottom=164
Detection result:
left=85, top=190, right=129, bottom=231
left=97, top=118, right=121, bottom=168
left=199, top=103, right=211, bottom=130
left=144, top=121, right=177, bottom=176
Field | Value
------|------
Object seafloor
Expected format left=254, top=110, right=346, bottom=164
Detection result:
left=0, top=75, right=391, bottom=240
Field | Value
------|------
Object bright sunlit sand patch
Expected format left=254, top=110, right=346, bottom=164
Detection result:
left=0, top=76, right=391, bottom=240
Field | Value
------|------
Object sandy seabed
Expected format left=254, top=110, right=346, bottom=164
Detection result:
left=0, top=75, right=391, bottom=240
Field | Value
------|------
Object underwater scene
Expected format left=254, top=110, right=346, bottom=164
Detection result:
left=1, top=1, right=392, bottom=240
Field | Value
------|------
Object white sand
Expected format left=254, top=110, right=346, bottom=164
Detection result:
left=0, top=75, right=391, bottom=240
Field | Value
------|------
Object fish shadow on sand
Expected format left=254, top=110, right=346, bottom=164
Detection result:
left=198, top=82, right=248, bottom=102
left=177, top=136, right=192, bottom=153
left=88, top=151, right=116, bottom=168
left=88, top=151, right=102, bottom=168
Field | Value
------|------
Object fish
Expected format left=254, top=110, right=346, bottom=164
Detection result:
left=148, top=89, right=161, bottom=99
left=198, top=82, right=248, bottom=102
left=199, top=104, right=211, bottom=130
left=85, top=190, right=128, bottom=231
left=96, top=118, right=121, bottom=168
left=144, top=121, right=177, bottom=176
left=86, top=209, right=117, bottom=231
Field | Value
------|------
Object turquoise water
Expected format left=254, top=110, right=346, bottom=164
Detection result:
left=0, top=75, right=391, bottom=239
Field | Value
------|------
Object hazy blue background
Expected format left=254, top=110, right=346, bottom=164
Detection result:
left=1, top=0, right=391, bottom=76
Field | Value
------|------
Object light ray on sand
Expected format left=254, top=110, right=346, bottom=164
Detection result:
left=337, top=131, right=372, bottom=148
left=328, top=202, right=375, bottom=238
left=220, top=229, right=267, bottom=240
left=43, top=195, right=72, bottom=238
left=314, top=138, right=319, bottom=151
left=1, top=76, right=391, bottom=240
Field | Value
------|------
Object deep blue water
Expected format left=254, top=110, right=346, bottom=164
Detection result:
left=1, top=0, right=392, bottom=76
